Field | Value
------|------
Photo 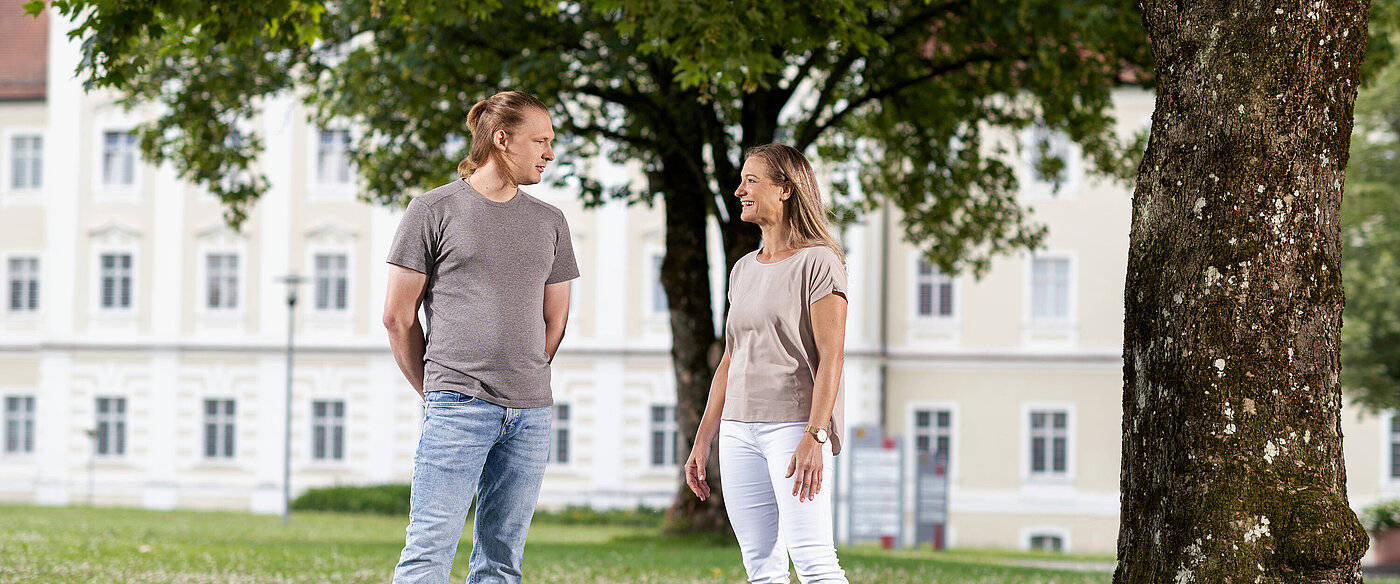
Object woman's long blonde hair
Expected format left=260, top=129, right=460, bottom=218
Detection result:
left=457, top=91, right=548, bottom=182
left=745, top=143, right=846, bottom=264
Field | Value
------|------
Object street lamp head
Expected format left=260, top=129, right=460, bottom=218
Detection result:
left=277, top=274, right=305, bottom=306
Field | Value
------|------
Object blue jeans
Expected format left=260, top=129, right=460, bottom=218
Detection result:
left=393, top=390, right=553, bottom=584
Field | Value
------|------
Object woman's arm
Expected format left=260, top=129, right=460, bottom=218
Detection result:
left=788, top=291, right=848, bottom=501
left=684, top=345, right=733, bottom=501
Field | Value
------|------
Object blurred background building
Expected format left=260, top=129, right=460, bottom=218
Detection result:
left=2, top=5, right=1395, bottom=555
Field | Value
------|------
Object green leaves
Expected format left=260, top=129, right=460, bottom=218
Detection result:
left=46, top=0, right=1151, bottom=277
left=1342, top=32, right=1400, bottom=411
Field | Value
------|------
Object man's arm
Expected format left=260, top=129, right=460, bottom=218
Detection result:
left=383, top=264, right=429, bottom=399
left=543, top=280, right=571, bottom=362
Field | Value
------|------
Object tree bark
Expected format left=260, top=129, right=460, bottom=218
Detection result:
left=657, top=142, right=734, bottom=534
left=1117, top=1, right=1371, bottom=582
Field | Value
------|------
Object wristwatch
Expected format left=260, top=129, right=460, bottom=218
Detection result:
left=805, top=425, right=829, bottom=444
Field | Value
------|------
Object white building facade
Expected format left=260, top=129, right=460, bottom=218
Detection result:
left=3, top=7, right=1398, bottom=555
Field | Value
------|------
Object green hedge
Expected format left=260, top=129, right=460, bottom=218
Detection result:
left=532, top=505, right=664, bottom=528
left=291, top=484, right=663, bottom=527
left=291, top=484, right=412, bottom=516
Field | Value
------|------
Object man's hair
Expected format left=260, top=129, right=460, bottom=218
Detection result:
left=744, top=143, right=846, bottom=264
left=458, top=91, right=549, bottom=180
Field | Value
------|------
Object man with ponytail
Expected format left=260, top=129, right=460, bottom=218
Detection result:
left=383, top=90, right=578, bottom=584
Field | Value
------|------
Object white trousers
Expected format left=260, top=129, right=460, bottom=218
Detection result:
left=719, top=420, right=848, bottom=584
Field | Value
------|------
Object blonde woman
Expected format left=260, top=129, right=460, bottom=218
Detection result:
left=685, top=143, right=848, bottom=583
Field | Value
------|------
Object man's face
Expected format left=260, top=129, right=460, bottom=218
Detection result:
left=502, top=109, right=555, bottom=185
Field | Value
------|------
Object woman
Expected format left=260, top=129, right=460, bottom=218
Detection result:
left=685, top=143, right=849, bottom=584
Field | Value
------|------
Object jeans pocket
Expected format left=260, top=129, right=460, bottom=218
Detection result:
left=425, top=390, right=477, bottom=405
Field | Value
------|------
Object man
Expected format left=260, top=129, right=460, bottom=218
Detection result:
left=383, top=90, right=577, bottom=584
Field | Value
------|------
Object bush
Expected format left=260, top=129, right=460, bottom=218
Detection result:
left=290, top=485, right=663, bottom=528
left=291, top=484, right=412, bottom=516
left=531, top=505, right=665, bottom=528
left=1360, top=499, right=1400, bottom=532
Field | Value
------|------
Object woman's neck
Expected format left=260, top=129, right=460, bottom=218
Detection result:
left=758, top=224, right=798, bottom=259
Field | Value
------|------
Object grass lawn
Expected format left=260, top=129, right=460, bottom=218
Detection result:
left=0, top=504, right=1390, bottom=583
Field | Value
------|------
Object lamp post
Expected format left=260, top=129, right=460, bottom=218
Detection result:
left=277, top=274, right=305, bottom=525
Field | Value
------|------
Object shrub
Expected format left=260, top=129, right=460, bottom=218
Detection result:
left=1360, top=499, right=1400, bottom=532
left=291, top=484, right=412, bottom=516
left=531, top=505, right=665, bottom=528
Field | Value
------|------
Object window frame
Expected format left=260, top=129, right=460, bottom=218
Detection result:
left=94, top=396, right=128, bottom=458
left=3, top=128, right=45, bottom=196
left=94, top=248, right=137, bottom=315
left=4, top=254, right=40, bottom=314
left=649, top=404, right=679, bottom=468
left=549, top=403, right=571, bottom=466
left=200, top=250, right=243, bottom=314
left=310, top=399, right=346, bottom=462
left=202, top=398, right=237, bottom=460
left=1020, top=526, right=1072, bottom=553
left=1022, top=403, right=1075, bottom=484
left=99, top=129, right=140, bottom=191
left=3, top=394, right=36, bottom=455
left=1020, top=124, right=1081, bottom=201
left=311, top=251, right=351, bottom=314
left=911, top=257, right=958, bottom=322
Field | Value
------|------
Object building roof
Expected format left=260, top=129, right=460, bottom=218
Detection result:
left=0, top=0, right=47, bottom=100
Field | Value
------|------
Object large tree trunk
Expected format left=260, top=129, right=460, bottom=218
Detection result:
left=1116, top=1, right=1371, bottom=582
left=658, top=150, right=733, bottom=535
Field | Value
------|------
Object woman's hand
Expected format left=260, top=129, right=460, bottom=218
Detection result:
left=685, top=442, right=712, bottom=501
left=786, top=435, right=824, bottom=502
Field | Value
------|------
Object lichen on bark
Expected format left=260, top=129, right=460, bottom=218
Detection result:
left=1115, top=1, right=1372, bottom=582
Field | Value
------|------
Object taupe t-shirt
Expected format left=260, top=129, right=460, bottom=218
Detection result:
left=722, top=245, right=848, bottom=454
left=386, top=179, right=579, bottom=408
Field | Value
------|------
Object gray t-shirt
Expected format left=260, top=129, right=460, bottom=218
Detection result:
left=386, top=179, right=579, bottom=408
left=721, top=245, right=848, bottom=454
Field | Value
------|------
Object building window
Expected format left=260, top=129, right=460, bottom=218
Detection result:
left=11, top=135, right=42, bottom=190
left=312, top=400, right=345, bottom=461
left=916, top=260, right=954, bottom=318
left=651, top=253, right=668, bottom=314
left=314, top=253, right=349, bottom=311
left=650, top=405, right=678, bottom=467
left=550, top=404, right=570, bottom=464
left=1027, top=125, right=1071, bottom=188
left=1029, top=534, right=1065, bottom=553
left=1029, top=410, right=1069, bottom=477
left=219, top=132, right=249, bottom=192
left=203, top=399, right=236, bottom=459
left=316, top=130, right=352, bottom=185
left=95, top=397, right=127, bottom=457
left=1030, top=257, right=1071, bottom=321
left=4, top=396, right=35, bottom=454
left=8, top=257, right=39, bottom=312
left=99, top=253, right=134, bottom=310
left=1389, top=416, right=1400, bottom=479
left=913, top=409, right=952, bottom=462
left=206, top=253, right=239, bottom=310
left=102, top=131, right=138, bottom=187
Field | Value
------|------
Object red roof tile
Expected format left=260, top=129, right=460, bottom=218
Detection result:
left=0, top=0, right=47, bottom=100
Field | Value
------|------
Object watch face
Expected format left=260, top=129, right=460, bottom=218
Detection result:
left=816, top=428, right=829, bottom=442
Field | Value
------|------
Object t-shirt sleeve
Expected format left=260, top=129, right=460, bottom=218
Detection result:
left=386, top=196, right=436, bottom=274
left=807, top=247, right=848, bottom=306
left=546, top=212, right=580, bottom=285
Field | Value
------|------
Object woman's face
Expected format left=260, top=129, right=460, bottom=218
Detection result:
left=734, top=156, right=788, bottom=226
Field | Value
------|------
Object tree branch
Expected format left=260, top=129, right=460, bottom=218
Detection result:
left=791, top=50, right=862, bottom=149
left=798, top=51, right=1006, bottom=150
left=567, top=122, right=661, bottom=150
left=776, top=45, right=829, bottom=105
